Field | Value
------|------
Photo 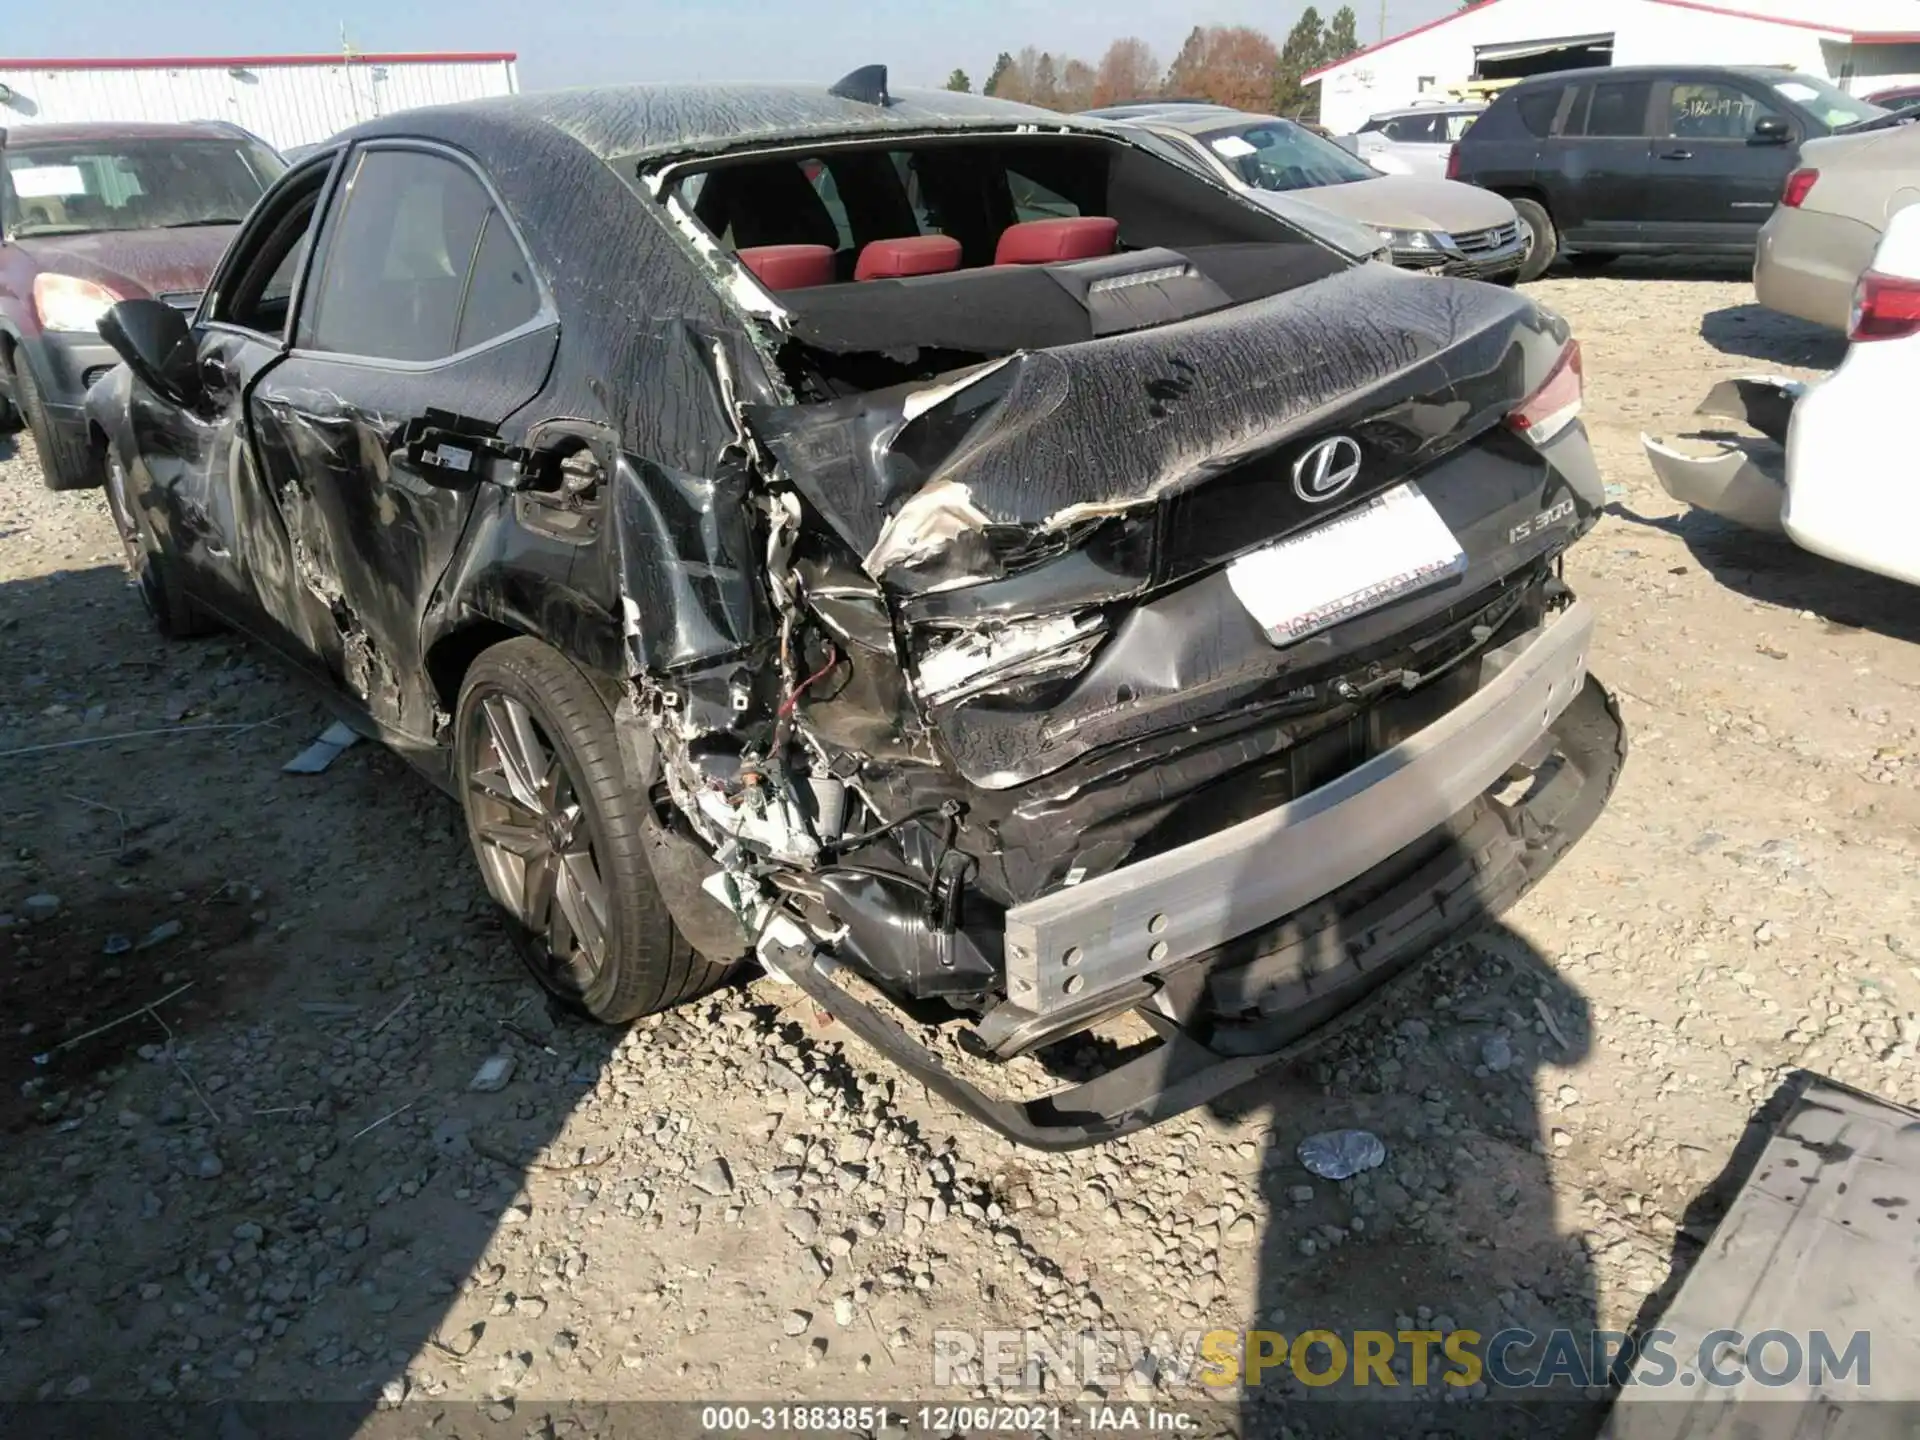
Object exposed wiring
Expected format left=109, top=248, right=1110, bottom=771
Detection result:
left=777, top=644, right=840, bottom=718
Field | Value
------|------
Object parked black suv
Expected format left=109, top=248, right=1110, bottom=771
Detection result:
left=1450, top=66, right=1886, bottom=279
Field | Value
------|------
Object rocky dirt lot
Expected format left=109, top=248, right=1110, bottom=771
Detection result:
left=0, top=263, right=1915, bottom=1437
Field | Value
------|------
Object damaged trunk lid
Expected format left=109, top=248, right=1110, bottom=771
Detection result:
left=750, top=262, right=1595, bottom=790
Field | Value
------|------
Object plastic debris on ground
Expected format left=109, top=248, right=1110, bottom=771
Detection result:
left=1297, top=1128, right=1387, bottom=1180
left=282, top=720, right=363, bottom=774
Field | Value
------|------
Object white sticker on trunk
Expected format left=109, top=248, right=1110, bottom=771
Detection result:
left=1225, top=483, right=1467, bottom=645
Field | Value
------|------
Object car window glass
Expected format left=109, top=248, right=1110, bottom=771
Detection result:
left=1445, top=112, right=1478, bottom=141
left=1581, top=81, right=1652, bottom=137
left=1007, top=169, right=1079, bottom=222
left=3, top=138, right=278, bottom=237
left=1668, top=82, right=1779, bottom=139
left=307, top=149, right=494, bottom=362
left=1200, top=122, right=1377, bottom=191
left=454, top=210, right=541, bottom=352
left=1514, top=89, right=1562, bottom=137
left=212, top=170, right=327, bottom=339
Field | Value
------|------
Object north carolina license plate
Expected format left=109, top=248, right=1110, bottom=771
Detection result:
left=1226, top=483, right=1467, bottom=645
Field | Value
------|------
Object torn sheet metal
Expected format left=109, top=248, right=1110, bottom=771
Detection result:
left=1602, top=1077, right=1920, bottom=1435
left=749, top=263, right=1564, bottom=590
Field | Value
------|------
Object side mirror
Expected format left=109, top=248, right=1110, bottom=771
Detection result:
left=98, top=299, right=202, bottom=407
left=1752, top=116, right=1792, bottom=145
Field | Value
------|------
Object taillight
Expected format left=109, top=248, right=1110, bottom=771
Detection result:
left=1781, top=168, right=1819, bottom=208
left=1507, top=340, right=1583, bottom=444
left=1848, top=269, right=1920, bottom=342
left=1445, top=146, right=1462, bottom=180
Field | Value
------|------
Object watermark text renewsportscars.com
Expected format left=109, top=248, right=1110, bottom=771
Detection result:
left=931, top=1326, right=1872, bottom=1395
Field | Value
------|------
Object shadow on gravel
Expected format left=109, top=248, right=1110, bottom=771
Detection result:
left=1616, top=1072, right=1812, bottom=1356
left=0, top=564, right=627, bottom=1437
left=1608, top=503, right=1920, bottom=645
left=1542, top=256, right=1753, bottom=284
left=1213, top=918, right=1608, bottom=1440
left=1697, top=304, right=1847, bottom=369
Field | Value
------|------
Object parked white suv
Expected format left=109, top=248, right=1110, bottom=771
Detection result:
left=1343, top=102, right=1485, bottom=179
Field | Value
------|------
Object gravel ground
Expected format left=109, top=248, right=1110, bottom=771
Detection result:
left=0, top=263, right=1915, bottom=1435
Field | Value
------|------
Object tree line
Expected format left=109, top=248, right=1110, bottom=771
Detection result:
left=943, top=13, right=1363, bottom=122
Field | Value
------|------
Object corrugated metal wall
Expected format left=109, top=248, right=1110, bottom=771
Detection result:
left=0, top=57, right=518, bottom=151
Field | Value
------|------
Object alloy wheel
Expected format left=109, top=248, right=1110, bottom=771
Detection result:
left=464, top=692, right=613, bottom=995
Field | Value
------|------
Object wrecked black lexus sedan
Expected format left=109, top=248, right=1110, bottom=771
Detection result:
left=86, top=69, right=1624, bottom=1148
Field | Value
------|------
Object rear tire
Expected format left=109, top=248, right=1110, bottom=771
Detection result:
left=1510, top=197, right=1557, bottom=283
left=103, top=447, right=218, bottom=639
left=15, top=358, right=101, bottom=491
left=455, top=638, right=733, bottom=1023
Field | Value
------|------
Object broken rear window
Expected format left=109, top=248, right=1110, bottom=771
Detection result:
left=660, top=132, right=1354, bottom=397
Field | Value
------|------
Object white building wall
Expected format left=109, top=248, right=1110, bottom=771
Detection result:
left=1313, top=0, right=1848, bottom=132
left=0, top=57, right=518, bottom=151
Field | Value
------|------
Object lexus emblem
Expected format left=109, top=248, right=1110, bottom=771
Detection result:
left=1292, top=435, right=1362, bottom=503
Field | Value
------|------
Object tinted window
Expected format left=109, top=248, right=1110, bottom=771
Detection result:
left=1514, top=89, right=1563, bottom=138
left=455, top=212, right=540, bottom=352
left=1444, top=112, right=1479, bottom=141
left=1668, top=81, right=1779, bottom=139
left=1385, top=114, right=1445, bottom=143
left=1581, top=81, right=1652, bottom=138
left=308, top=149, right=491, bottom=362
left=1008, top=169, right=1079, bottom=222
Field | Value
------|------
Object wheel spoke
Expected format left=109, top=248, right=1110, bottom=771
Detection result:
left=482, top=696, right=548, bottom=811
left=519, top=848, right=558, bottom=931
left=475, top=815, right=546, bottom=860
left=554, top=849, right=610, bottom=967
left=469, top=766, right=542, bottom=819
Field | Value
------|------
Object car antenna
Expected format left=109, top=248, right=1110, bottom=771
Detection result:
left=830, top=64, right=891, bottom=106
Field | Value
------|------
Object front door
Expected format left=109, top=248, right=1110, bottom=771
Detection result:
left=126, top=156, right=339, bottom=656
left=247, top=141, right=557, bottom=743
left=1645, top=78, right=1798, bottom=245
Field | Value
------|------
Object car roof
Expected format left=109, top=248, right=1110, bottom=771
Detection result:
left=0, top=119, right=245, bottom=146
left=1501, top=64, right=1796, bottom=90
left=341, top=80, right=1082, bottom=164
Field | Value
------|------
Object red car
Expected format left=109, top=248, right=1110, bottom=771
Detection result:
left=1865, top=84, right=1920, bottom=115
left=0, top=119, right=284, bottom=489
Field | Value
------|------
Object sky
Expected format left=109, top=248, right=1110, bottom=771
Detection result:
left=2, top=0, right=1463, bottom=92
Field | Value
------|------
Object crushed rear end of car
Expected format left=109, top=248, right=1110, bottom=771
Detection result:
left=610, top=137, right=1624, bottom=1147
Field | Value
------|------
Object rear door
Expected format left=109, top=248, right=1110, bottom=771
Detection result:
left=1551, top=77, right=1658, bottom=244
left=246, top=141, right=558, bottom=742
left=1645, top=76, right=1797, bottom=244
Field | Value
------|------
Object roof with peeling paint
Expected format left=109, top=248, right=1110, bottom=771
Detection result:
left=342, top=83, right=1086, bottom=165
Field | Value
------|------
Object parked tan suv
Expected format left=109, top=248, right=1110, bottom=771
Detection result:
left=1755, top=119, right=1920, bottom=330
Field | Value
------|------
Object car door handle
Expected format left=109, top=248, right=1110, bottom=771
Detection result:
left=1658, top=148, right=1693, bottom=161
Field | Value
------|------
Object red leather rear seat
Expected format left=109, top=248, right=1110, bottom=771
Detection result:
left=854, top=234, right=963, bottom=281
left=737, top=244, right=835, bottom=291
left=994, top=216, right=1120, bottom=265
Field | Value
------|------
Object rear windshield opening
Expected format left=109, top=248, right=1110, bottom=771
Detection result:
left=661, top=133, right=1350, bottom=399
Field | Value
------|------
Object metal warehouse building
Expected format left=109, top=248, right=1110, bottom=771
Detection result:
left=1308, top=0, right=1920, bottom=133
left=0, top=51, right=518, bottom=152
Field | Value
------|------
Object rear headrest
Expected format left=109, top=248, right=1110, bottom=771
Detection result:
left=737, top=244, right=836, bottom=291
left=854, top=234, right=963, bottom=281
left=994, top=216, right=1121, bottom=266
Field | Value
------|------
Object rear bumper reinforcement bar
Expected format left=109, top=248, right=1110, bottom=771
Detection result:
left=1004, top=599, right=1595, bottom=1017
left=762, top=665, right=1625, bottom=1150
